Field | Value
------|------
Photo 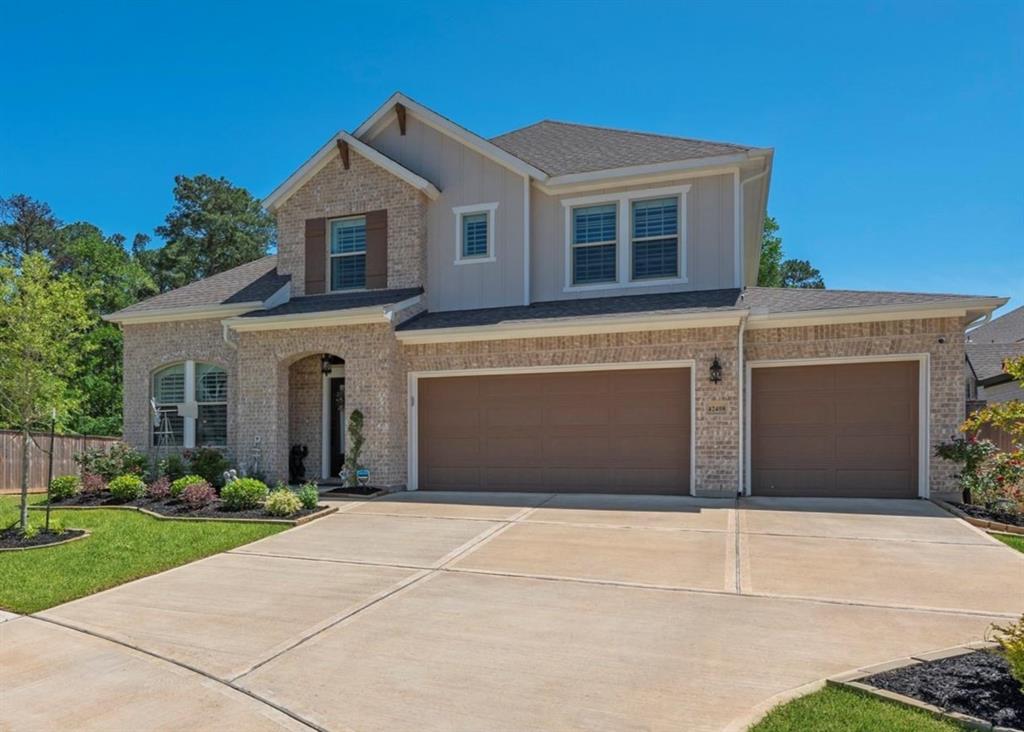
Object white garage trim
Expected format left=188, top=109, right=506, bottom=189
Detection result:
left=407, top=360, right=697, bottom=495
left=744, top=354, right=930, bottom=498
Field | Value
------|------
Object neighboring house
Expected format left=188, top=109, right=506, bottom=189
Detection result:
left=107, top=92, right=1007, bottom=500
left=966, top=305, right=1024, bottom=404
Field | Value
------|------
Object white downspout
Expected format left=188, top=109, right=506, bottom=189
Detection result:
left=737, top=313, right=747, bottom=496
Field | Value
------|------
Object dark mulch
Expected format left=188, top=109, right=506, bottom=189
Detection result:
left=52, top=492, right=324, bottom=521
left=324, top=486, right=383, bottom=497
left=864, top=650, right=1024, bottom=729
left=0, top=526, right=86, bottom=550
left=953, top=502, right=1024, bottom=528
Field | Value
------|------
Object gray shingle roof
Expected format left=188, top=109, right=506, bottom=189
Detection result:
left=967, top=343, right=1024, bottom=382
left=398, top=287, right=999, bottom=332
left=967, top=305, right=1024, bottom=344
left=489, top=120, right=755, bottom=177
left=239, top=288, right=423, bottom=318
left=111, top=256, right=287, bottom=316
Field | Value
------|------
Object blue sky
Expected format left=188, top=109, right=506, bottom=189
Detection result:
left=2, top=1, right=1021, bottom=311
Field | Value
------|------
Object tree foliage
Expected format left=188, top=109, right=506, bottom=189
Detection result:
left=147, top=174, right=274, bottom=292
left=0, top=194, right=61, bottom=265
left=757, top=216, right=825, bottom=288
left=963, top=356, right=1024, bottom=442
left=0, top=255, right=92, bottom=527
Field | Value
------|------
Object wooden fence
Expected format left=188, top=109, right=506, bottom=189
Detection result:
left=0, top=430, right=121, bottom=492
left=973, top=423, right=1020, bottom=452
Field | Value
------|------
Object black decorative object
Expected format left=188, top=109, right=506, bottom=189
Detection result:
left=320, top=354, right=333, bottom=375
left=289, top=444, right=309, bottom=483
left=709, top=355, right=723, bottom=383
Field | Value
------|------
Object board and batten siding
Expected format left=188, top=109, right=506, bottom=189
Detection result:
left=369, top=117, right=526, bottom=312
left=529, top=173, right=736, bottom=302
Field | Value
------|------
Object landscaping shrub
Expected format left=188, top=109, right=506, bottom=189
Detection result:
left=297, top=482, right=319, bottom=510
left=991, top=614, right=1024, bottom=693
left=49, top=475, right=81, bottom=501
left=221, top=478, right=268, bottom=510
left=265, top=489, right=302, bottom=517
left=75, top=443, right=148, bottom=481
left=181, top=481, right=216, bottom=510
left=146, top=476, right=171, bottom=501
left=935, top=435, right=998, bottom=504
left=188, top=447, right=231, bottom=487
left=21, top=523, right=39, bottom=540
left=169, top=474, right=206, bottom=499
left=158, top=453, right=189, bottom=482
left=108, top=475, right=146, bottom=502
left=80, top=472, right=106, bottom=495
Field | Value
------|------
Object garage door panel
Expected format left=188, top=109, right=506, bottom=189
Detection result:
left=418, top=368, right=690, bottom=494
left=751, top=362, right=918, bottom=498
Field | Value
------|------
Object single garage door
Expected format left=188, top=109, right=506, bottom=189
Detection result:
left=750, top=361, right=919, bottom=498
left=417, top=367, right=691, bottom=494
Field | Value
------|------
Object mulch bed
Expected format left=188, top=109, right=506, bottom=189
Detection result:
left=324, top=486, right=383, bottom=497
left=952, top=502, right=1024, bottom=528
left=0, top=525, right=86, bottom=550
left=52, top=492, right=324, bottom=521
left=864, top=650, right=1024, bottom=729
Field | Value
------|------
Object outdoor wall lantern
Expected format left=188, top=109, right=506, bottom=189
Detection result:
left=320, top=354, right=333, bottom=375
left=709, top=355, right=723, bottom=383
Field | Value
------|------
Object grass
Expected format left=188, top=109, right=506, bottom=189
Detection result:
left=994, top=532, right=1024, bottom=553
left=751, top=685, right=962, bottom=732
left=0, top=495, right=286, bottom=613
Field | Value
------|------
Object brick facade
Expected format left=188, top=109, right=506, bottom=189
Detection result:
left=275, top=151, right=428, bottom=295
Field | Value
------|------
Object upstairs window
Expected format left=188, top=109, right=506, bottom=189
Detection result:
left=631, top=197, right=680, bottom=280
left=152, top=361, right=227, bottom=448
left=571, top=203, right=617, bottom=285
left=330, top=216, right=367, bottom=290
left=453, top=202, right=498, bottom=264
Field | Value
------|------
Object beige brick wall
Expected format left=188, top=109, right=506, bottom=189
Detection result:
left=744, top=317, right=966, bottom=496
left=275, top=151, right=428, bottom=295
left=403, top=327, right=742, bottom=495
left=288, top=355, right=322, bottom=481
left=121, top=319, right=239, bottom=463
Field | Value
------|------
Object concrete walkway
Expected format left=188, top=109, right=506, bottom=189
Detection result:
left=1, top=494, right=1021, bottom=731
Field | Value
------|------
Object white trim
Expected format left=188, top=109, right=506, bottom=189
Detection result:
left=452, top=202, right=498, bottom=265
left=739, top=164, right=771, bottom=288
left=534, top=163, right=742, bottom=196
left=105, top=302, right=262, bottom=325
left=263, top=282, right=291, bottom=310
left=262, top=129, right=440, bottom=212
left=328, top=214, right=368, bottom=292
left=736, top=316, right=746, bottom=494
left=182, top=361, right=196, bottom=449
left=395, top=309, right=747, bottom=345
left=320, top=364, right=345, bottom=480
left=744, top=354, right=931, bottom=499
left=383, top=295, right=424, bottom=322
left=407, top=360, right=697, bottom=494
left=522, top=174, right=530, bottom=306
left=733, top=169, right=742, bottom=288
left=354, top=92, right=548, bottom=180
left=538, top=150, right=772, bottom=191
left=561, top=184, right=691, bottom=292
left=223, top=305, right=391, bottom=332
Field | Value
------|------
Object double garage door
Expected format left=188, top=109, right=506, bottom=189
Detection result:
left=415, top=360, right=920, bottom=498
left=417, top=367, right=691, bottom=494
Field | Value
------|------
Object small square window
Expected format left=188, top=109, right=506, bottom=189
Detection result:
left=454, top=203, right=497, bottom=264
left=461, top=213, right=489, bottom=258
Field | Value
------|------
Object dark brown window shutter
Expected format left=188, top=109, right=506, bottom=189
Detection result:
left=304, top=218, right=326, bottom=294
left=364, top=209, right=388, bottom=290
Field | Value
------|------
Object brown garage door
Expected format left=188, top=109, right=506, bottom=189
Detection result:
left=417, top=367, right=690, bottom=494
left=750, top=361, right=919, bottom=498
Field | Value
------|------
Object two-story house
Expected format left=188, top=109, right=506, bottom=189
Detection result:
left=107, top=92, right=1006, bottom=499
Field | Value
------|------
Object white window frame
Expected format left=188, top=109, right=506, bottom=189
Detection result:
left=453, top=202, right=498, bottom=265
left=152, top=360, right=227, bottom=449
left=561, top=184, right=690, bottom=292
left=328, top=215, right=368, bottom=292
left=568, top=202, right=618, bottom=286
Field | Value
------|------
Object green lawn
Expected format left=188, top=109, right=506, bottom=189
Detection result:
left=994, top=532, right=1024, bottom=553
left=0, top=495, right=286, bottom=613
left=751, top=686, right=961, bottom=732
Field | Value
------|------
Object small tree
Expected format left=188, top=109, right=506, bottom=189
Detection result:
left=963, top=356, right=1024, bottom=445
left=0, top=255, right=91, bottom=529
left=344, top=409, right=366, bottom=488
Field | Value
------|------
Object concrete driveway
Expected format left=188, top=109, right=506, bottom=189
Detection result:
left=2, top=493, right=1021, bottom=731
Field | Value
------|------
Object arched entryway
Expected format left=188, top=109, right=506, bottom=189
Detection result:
left=287, top=353, right=346, bottom=483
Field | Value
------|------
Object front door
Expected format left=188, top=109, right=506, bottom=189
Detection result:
left=328, top=377, right=346, bottom=478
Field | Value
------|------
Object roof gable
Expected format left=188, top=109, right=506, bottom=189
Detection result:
left=263, top=131, right=440, bottom=212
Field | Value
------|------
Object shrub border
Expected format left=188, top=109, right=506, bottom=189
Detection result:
left=29, top=503, right=338, bottom=526
left=0, top=529, right=91, bottom=553
left=934, top=499, right=1024, bottom=536
left=825, top=642, right=1002, bottom=731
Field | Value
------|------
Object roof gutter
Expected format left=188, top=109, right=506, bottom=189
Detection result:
left=103, top=302, right=264, bottom=326
left=745, top=297, right=1008, bottom=330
